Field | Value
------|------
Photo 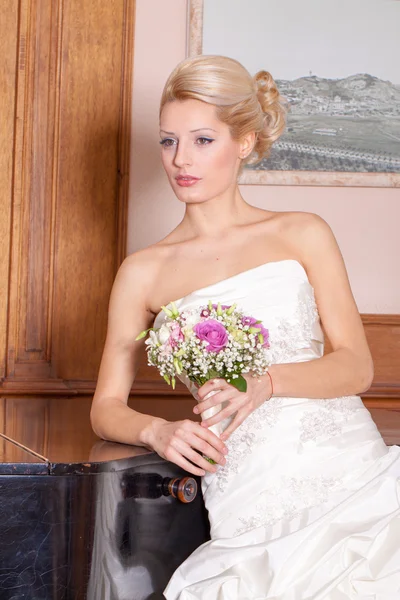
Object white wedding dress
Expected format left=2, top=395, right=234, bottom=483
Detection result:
left=153, top=259, right=400, bottom=600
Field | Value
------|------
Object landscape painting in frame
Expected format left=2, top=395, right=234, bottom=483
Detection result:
left=189, top=0, right=400, bottom=186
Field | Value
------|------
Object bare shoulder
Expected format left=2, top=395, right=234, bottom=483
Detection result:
left=111, top=245, right=167, bottom=305
left=270, top=211, right=338, bottom=262
left=119, top=246, right=158, bottom=282
left=271, top=210, right=331, bottom=237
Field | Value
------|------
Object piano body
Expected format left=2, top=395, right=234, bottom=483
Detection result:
left=0, top=397, right=210, bottom=600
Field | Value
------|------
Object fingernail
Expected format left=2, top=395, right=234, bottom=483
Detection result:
left=193, top=407, right=199, bottom=414
left=222, top=447, right=228, bottom=454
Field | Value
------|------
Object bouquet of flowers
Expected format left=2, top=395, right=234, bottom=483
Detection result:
left=136, top=300, right=270, bottom=443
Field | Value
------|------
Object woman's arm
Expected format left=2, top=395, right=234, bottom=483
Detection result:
left=195, top=213, right=374, bottom=437
left=90, top=253, right=227, bottom=475
left=268, top=212, right=373, bottom=398
left=90, top=255, right=163, bottom=445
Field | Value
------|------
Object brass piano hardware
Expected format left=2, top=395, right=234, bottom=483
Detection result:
left=121, top=473, right=198, bottom=503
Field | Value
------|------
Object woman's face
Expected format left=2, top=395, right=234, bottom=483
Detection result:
left=159, top=99, right=244, bottom=204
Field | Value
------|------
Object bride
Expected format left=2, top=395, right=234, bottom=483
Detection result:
left=91, top=55, right=400, bottom=599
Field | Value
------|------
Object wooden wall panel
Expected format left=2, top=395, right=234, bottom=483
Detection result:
left=52, top=0, right=126, bottom=380
left=0, top=0, right=135, bottom=394
left=362, top=315, right=400, bottom=401
left=325, top=314, right=400, bottom=406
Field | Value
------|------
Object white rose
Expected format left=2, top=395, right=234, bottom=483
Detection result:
left=183, top=312, right=202, bottom=329
left=158, top=324, right=171, bottom=345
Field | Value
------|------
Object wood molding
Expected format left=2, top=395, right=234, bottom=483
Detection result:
left=361, top=314, right=400, bottom=326
left=116, top=0, right=135, bottom=268
left=0, top=1, right=19, bottom=380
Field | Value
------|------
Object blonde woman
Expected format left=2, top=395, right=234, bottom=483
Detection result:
left=91, top=55, right=400, bottom=599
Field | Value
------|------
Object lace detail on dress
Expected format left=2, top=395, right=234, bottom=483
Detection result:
left=266, top=285, right=321, bottom=364
left=213, top=286, right=322, bottom=494
left=234, top=474, right=343, bottom=535
left=300, top=397, right=360, bottom=443
left=215, top=397, right=283, bottom=494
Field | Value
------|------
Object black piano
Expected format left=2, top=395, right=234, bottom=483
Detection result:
left=0, top=397, right=210, bottom=600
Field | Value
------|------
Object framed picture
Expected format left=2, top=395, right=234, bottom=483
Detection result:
left=188, top=0, right=400, bottom=187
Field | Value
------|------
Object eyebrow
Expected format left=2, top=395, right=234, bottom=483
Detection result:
left=159, top=128, right=218, bottom=135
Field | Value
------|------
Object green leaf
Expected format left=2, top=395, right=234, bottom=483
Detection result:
left=163, top=373, right=171, bottom=385
left=226, top=303, right=237, bottom=315
left=135, top=328, right=152, bottom=341
left=173, top=358, right=182, bottom=374
left=171, top=376, right=176, bottom=390
left=248, top=326, right=261, bottom=334
left=170, top=301, right=180, bottom=318
left=161, top=305, right=173, bottom=317
left=229, top=375, right=247, bottom=393
left=258, top=333, right=264, bottom=344
left=207, top=369, right=220, bottom=381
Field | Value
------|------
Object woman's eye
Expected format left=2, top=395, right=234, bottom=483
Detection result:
left=159, top=138, right=176, bottom=148
left=196, top=137, right=214, bottom=145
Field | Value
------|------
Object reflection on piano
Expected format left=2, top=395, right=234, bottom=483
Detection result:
left=0, top=397, right=210, bottom=599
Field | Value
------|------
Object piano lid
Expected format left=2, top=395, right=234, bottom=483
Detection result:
left=0, top=434, right=48, bottom=475
left=0, top=396, right=153, bottom=475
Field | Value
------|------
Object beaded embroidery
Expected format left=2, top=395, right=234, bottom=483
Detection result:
left=265, top=284, right=321, bottom=365
left=300, top=397, right=360, bottom=443
left=234, top=474, right=343, bottom=535
left=215, top=396, right=283, bottom=494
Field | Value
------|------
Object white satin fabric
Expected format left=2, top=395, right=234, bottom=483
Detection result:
left=153, top=259, right=400, bottom=600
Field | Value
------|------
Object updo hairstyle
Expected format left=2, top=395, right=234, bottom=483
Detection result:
left=160, top=55, right=287, bottom=165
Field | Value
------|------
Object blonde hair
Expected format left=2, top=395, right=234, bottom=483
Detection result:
left=160, top=55, right=287, bottom=165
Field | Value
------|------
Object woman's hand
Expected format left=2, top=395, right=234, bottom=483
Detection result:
left=150, top=419, right=228, bottom=477
left=194, top=373, right=273, bottom=441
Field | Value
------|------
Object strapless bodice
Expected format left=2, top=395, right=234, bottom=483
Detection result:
left=153, top=259, right=324, bottom=371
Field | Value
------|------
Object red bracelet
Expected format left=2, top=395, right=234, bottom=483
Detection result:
left=266, top=370, right=274, bottom=398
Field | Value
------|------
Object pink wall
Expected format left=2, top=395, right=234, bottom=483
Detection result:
left=128, top=0, right=400, bottom=314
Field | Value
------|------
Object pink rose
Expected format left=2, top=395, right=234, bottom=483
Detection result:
left=169, top=322, right=184, bottom=347
left=211, top=303, right=231, bottom=310
left=193, top=319, right=228, bottom=353
left=242, top=316, right=270, bottom=348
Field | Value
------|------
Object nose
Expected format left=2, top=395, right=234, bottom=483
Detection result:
left=173, top=140, right=192, bottom=167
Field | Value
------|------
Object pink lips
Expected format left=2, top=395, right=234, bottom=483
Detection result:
left=176, top=175, right=200, bottom=187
